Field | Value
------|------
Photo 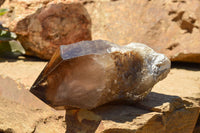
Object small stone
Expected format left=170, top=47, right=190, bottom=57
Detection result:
left=30, top=40, right=171, bottom=110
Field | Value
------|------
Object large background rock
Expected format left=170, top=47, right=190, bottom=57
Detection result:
left=1, top=0, right=200, bottom=62
left=1, top=0, right=91, bottom=60
left=83, top=0, right=200, bottom=63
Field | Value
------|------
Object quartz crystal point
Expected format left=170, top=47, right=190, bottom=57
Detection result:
left=30, top=40, right=171, bottom=110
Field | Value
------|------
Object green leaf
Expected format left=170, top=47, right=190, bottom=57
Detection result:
left=0, top=30, right=17, bottom=41
left=0, top=40, right=25, bottom=59
left=9, top=40, right=25, bottom=54
left=0, top=8, right=9, bottom=16
left=0, top=41, right=12, bottom=58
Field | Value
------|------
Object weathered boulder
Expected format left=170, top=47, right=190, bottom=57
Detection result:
left=83, top=0, right=200, bottom=63
left=1, top=0, right=91, bottom=59
left=65, top=92, right=200, bottom=133
left=2, top=0, right=200, bottom=62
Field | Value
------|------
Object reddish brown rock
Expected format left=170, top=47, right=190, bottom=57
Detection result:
left=83, top=0, right=200, bottom=63
left=2, top=0, right=200, bottom=62
left=1, top=0, right=91, bottom=59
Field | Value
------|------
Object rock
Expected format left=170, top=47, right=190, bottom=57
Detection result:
left=151, top=62, right=200, bottom=133
left=1, top=1, right=91, bottom=59
left=0, top=58, right=49, bottom=109
left=65, top=92, right=200, bottom=133
left=0, top=96, right=66, bottom=133
left=0, top=75, right=50, bottom=109
left=0, top=59, right=66, bottom=133
left=2, top=0, right=200, bottom=62
left=83, top=0, right=200, bottom=63
left=194, top=116, right=200, bottom=133
left=0, top=57, right=199, bottom=133
left=30, top=40, right=170, bottom=110
left=0, top=58, right=47, bottom=89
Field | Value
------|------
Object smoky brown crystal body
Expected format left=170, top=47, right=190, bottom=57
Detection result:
left=30, top=40, right=170, bottom=110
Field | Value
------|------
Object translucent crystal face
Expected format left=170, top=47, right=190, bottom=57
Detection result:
left=30, top=40, right=170, bottom=110
left=60, top=40, right=118, bottom=60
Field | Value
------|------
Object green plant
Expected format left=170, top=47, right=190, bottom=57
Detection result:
left=0, top=8, right=25, bottom=59
left=0, top=8, right=8, bottom=16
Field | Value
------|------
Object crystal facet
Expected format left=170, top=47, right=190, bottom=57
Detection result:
left=30, top=40, right=170, bottom=110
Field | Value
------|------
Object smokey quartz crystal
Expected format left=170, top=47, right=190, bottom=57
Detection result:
left=30, top=40, right=170, bottom=110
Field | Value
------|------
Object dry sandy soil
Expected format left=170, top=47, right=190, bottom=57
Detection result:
left=153, top=62, right=200, bottom=98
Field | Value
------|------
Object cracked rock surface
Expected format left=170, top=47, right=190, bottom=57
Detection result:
left=83, top=0, right=200, bottom=63
left=0, top=96, right=66, bottom=133
left=1, top=0, right=200, bottom=62
left=65, top=93, right=200, bottom=133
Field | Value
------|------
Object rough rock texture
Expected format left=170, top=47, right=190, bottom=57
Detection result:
left=82, top=0, right=200, bottom=63
left=0, top=96, right=66, bottom=133
left=194, top=116, right=200, bottom=133
left=1, top=0, right=91, bottom=59
left=65, top=93, right=200, bottom=133
left=0, top=74, right=50, bottom=109
left=30, top=40, right=170, bottom=110
left=2, top=0, right=200, bottom=62
left=0, top=59, right=66, bottom=133
left=152, top=62, right=200, bottom=133
left=0, top=58, right=199, bottom=133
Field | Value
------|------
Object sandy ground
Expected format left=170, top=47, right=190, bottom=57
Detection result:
left=153, top=62, right=200, bottom=98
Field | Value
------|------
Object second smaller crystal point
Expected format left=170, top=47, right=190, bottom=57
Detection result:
left=30, top=40, right=171, bottom=110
